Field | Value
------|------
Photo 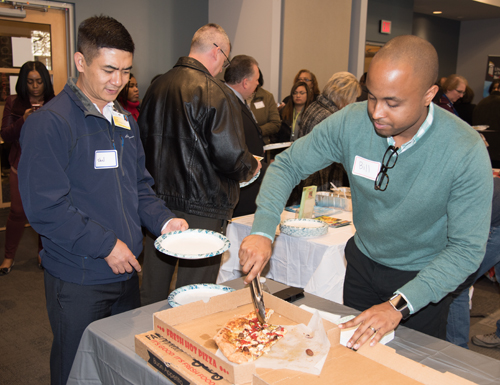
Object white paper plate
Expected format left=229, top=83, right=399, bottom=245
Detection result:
left=155, top=229, right=230, bottom=259
left=168, top=284, right=235, bottom=307
left=472, top=125, right=489, bottom=131
left=280, top=218, right=328, bottom=238
left=263, top=142, right=292, bottom=151
left=240, top=170, right=261, bottom=188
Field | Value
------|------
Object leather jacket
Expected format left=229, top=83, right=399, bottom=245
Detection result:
left=139, top=57, right=257, bottom=220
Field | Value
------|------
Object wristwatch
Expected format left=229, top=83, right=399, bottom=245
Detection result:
left=389, top=293, right=411, bottom=320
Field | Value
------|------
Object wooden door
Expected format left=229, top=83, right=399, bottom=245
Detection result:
left=0, top=3, right=69, bottom=207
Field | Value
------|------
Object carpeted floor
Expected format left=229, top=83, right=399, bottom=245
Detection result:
left=0, top=210, right=499, bottom=384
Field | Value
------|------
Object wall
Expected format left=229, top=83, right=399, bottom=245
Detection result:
left=365, top=0, right=413, bottom=44
left=457, top=18, right=500, bottom=102
left=412, top=13, right=460, bottom=82
left=69, top=0, right=208, bottom=98
left=208, top=0, right=281, bottom=100
left=280, top=0, right=352, bottom=100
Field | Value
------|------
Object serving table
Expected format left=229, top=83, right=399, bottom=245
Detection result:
left=217, top=210, right=354, bottom=304
left=67, top=278, right=500, bottom=385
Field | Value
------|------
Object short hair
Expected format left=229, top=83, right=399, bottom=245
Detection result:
left=16, top=61, right=55, bottom=103
left=77, top=15, right=134, bottom=64
left=293, top=69, right=320, bottom=97
left=488, top=79, right=500, bottom=94
left=281, top=81, right=314, bottom=124
left=224, top=55, right=258, bottom=85
left=322, top=72, right=361, bottom=109
left=442, top=74, right=468, bottom=93
left=190, top=23, right=230, bottom=54
left=117, top=73, right=135, bottom=105
left=372, top=35, right=438, bottom=90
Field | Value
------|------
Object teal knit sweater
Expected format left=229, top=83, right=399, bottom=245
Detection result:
left=252, top=102, right=493, bottom=313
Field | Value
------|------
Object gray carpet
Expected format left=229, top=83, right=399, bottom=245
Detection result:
left=0, top=209, right=499, bottom=384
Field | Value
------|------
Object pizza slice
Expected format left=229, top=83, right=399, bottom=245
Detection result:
left=213, top=309, right=287, bottom=364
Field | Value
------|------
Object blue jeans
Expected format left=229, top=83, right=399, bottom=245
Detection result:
left=446, top=225, right=500, bottom=348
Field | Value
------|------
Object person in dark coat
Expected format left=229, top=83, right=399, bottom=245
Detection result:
left=225, top=55, right=268, bottom=217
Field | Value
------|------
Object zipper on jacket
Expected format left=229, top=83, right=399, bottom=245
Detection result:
left=109, top=122, right=134, bottom=250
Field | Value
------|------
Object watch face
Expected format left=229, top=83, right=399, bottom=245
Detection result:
left=394, top=295, right=407, bottom=310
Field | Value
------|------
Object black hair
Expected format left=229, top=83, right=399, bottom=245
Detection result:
left=77, top=15, right=134, bottom=64
left=224, top=55, right=258, bottom=85
left=117, top=73, right=135, bottom=105
left=16, top=61, right=55, bottom=103
left=489, top=80, right=500, bottom=94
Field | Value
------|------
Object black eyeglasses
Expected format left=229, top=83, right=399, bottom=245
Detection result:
left=213, top=43, right=230, bottom=69
left=374, top=145, right=399, bottom=191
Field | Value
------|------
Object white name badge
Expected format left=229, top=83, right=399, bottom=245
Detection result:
left=352, top=156, right=381, bottom=181
left=94, top=150, right=118, bottom=169
left=253, top=101, right=265, bottom=109
left=112, top=111, right=131, bottom=130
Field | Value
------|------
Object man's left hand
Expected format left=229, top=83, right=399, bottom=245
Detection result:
left=338, top=302, right=402, bottom=350
left=161, top=218, right=189, bottom=234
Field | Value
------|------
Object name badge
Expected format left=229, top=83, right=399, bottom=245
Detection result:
left=94, top=150, right=118, bottom=169
left=253, top=101, right=265, bottom=109
left=352, top=156, right=381, bottom=181
left=112, top=111, right=131, bottom=130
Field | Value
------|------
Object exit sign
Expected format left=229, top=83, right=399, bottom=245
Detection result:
left=380, top=20, right=391, bottom=34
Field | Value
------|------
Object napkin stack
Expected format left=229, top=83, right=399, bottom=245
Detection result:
left=299, top=304, right=395, bottom=346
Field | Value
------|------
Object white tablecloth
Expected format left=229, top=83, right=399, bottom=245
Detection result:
left=217, top=210, right=355, bottom=303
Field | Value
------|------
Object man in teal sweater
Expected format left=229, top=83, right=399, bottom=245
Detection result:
left=239, top=35, right=492, bottom=350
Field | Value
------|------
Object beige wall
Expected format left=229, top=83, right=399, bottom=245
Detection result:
left=209, top=0, right=281, bottom=101
left=280, top=0, right=352, bottom=99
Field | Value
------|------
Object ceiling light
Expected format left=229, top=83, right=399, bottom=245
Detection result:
left=433, top=11, right=443, bottom=14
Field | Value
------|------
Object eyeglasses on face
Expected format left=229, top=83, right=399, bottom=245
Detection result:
left=293, top=91, right=307, bottom=96
left=298, top=77, right=311, bottom=83
left=213, top=43, right=230, bottom=69
left=455, top=89, right=465, bottom=95
left=374, top=145, right=399, bottom=191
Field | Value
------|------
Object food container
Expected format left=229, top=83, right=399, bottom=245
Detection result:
left=279, top=218, right=328, bottom=238
left=316, top=191, right=352, bottom=211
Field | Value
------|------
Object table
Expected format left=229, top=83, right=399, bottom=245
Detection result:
left=217, top=209, right=355, bottom=303
left=68, top=278, right=500, bottom=385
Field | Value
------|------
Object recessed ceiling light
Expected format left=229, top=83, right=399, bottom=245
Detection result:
left=433, top=11, right=443, bottom=14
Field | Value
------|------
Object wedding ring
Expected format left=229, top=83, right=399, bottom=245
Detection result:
left=369, top=326, right=377, bottom=333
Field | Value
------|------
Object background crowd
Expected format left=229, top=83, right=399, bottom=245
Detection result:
left=1, top=16, right=500, bottom=384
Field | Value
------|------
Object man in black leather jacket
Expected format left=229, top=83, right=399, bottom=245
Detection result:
left=139, top=23, right=260, bottom=305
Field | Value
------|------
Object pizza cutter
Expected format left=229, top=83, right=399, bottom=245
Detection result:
left=250, top=275, right=267, bottom=325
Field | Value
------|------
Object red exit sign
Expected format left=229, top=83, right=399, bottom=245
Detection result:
left=380, top=20, right=391, bottom=34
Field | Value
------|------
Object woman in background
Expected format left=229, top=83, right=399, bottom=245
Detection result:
left=0, top=61, right=54, bottom=274
left=436, top=74, right=468, bottom=116
left=279, top=69, right=320, bottom=109
left=117, top=73, right=140, bottom=121
left=276, top=81, right=314, bottom=143
left=288, top=72, right=360, bottom=204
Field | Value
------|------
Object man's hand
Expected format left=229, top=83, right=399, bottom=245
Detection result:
left=104, top=239, right=141, bottom=275
left=239, top=234, right=272, bottom=284
left=253, top=159, right=262, bottom=177
left=338, top=302, right=403, bottom=350
left=162, top=218, right=189, bottom=234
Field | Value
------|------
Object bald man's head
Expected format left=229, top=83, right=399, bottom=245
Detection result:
left=371, top=35, right=438, bottom=91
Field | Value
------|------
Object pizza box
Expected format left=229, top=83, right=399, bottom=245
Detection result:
left=152, top=288, right=475, bottom=385
left=135, top=331, right=232, bottom=385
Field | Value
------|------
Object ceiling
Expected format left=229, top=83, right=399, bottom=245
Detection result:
left=413, top=0, right=500, bottom=20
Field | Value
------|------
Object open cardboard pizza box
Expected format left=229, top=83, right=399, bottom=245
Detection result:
left=144, top=288, right=474, bottom=385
